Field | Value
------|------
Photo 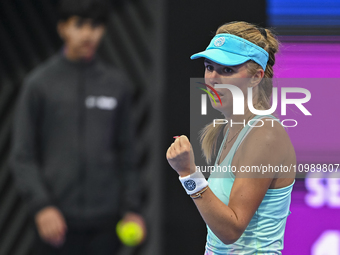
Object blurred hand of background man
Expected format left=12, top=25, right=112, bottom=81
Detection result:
left=121, top=212, right=147, bottom=244
left=35, top=206, right=68, bottom=247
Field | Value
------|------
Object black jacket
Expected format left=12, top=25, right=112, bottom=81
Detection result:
left=9, top=52, right=141, bottom=227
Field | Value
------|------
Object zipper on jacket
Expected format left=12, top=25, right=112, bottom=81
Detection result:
left=77, top=64, right=87, bottom=214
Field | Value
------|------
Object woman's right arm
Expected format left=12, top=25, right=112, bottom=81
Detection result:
left=167, top=124, right=288, bottom=244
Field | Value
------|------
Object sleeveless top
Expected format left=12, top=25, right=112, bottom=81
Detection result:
left=204, top=114, right=295, bottom=255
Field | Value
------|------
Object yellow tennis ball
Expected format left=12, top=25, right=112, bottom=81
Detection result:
left=116, top=220, right=143, bottom=246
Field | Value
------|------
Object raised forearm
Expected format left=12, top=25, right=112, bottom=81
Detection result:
left=191, top=187, right=242, bottom=244
left=167, top=136, right=242, bottom=244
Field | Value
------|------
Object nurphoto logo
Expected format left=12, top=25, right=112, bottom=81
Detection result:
left=198, top=83, right=312, bottom=128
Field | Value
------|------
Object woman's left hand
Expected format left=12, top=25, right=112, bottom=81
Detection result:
left=166, top=135, right=196, bottom=177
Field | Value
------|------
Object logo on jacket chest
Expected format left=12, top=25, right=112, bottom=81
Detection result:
left=85, top=96, right=117, bottom=110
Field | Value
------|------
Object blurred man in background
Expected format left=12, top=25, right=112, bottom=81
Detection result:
left=9, top=0, right=146, bottom=254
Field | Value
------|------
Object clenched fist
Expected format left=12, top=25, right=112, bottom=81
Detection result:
left=35, top=206, right=67, bottom=247
left=166, top=135, right=196, bottom=177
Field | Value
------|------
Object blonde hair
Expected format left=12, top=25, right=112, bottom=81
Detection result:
left=199, top=21, right=279, bottom=164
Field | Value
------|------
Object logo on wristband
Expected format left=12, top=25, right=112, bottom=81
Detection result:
left=184, top=180, right=196, bottom=191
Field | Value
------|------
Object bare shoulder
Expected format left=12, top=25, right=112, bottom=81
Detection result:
left=241, top=117, right=290, bottom=158
left=234, top=116, right=296, bottom=183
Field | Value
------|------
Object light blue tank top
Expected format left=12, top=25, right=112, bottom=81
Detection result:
left=205, top=114, right=295, bottom=255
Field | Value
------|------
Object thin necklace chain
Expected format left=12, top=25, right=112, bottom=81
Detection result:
left=223, top=114, right=255, bottom=149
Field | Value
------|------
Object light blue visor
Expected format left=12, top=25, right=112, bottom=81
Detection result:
left=190, top=33, right=269, bottom=71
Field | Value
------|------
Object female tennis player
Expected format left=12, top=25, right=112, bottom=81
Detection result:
left=166, top=21, right=296, bottom=254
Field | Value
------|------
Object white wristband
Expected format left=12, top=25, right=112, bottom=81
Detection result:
left=179, top=171, right=209, bottom=195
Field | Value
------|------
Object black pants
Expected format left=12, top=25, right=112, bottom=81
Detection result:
left=32, top=223, right=121, bottom=255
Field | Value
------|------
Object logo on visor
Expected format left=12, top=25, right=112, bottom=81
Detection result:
left=214, top=37, right=225, bottom=47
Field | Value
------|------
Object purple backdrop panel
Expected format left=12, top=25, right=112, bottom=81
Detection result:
left=273, top=78, right=340, bottom=164
left=274, top=37, right=340, bottom=78
left=284, top=178, right=340, bottom=254
left=284, top=205, right=340, bottom=254
left=276, top=37, right=340, bottom=255
left=272, top=37, right=340, bottom=164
